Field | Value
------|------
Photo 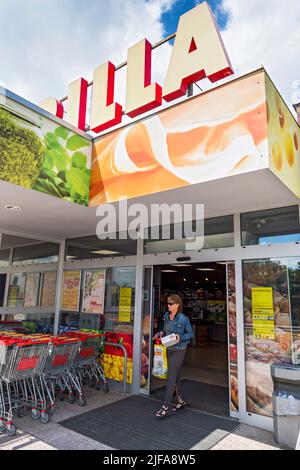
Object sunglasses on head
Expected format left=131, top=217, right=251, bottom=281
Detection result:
left=167, top=302, right=176, bottom=306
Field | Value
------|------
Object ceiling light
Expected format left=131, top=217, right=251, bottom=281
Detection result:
left=91, top=250, right=120, bottom=255
left=161, top=270, right=177, bottom=273
left=171, top=264, right=191, bottom=267
left=205, top=278, right=209, bottom=281
left=196, top=268, right=215, bottom=271
left=5, top=205, right=22, bottom=211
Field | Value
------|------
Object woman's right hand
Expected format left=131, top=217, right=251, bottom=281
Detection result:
left=153, top=331, right=163, bottom=340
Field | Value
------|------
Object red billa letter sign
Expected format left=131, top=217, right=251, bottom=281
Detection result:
left=125, top=39, right=162, bottom=118
left=39, top=2, right=233, bottom=133
left=39, top=97, right=64, bottom=119
left=162, top=2, right=233, bottom=101
left=67, top=78, right=88, bottom=131
left=90, top=61, right=122, bottom=133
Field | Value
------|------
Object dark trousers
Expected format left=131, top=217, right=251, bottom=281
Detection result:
left=164, top=349, right=186, bottom=407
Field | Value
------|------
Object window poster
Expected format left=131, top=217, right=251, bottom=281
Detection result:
left=61, top=271, right=81, bottom=312
left=7, top=273, right=26, bottom=307
left=40, top=271, right=57, bottom=307
left=118, top=287, right=132, bottom=323
left=251, top=287, right=275, bottom=340
left=82, top=270, right=106, bottom=314
left=24, top=272, right=40, bottom=307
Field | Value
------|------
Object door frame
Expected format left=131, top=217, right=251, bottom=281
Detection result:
left=141, top=258, right=235, bottom=418
left=139, top=265, right=154, bottom=397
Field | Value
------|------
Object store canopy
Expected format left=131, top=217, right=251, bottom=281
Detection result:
left=0, top=169, right=299, bottom=241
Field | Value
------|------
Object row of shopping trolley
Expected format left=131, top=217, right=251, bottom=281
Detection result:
left=0, top=331, right=109, bottom=436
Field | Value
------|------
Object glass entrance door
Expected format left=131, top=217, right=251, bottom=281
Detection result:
left=242, top=257, right=300, bottom=422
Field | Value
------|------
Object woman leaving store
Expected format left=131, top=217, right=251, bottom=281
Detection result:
left=154, top=294, right=194, bottom=419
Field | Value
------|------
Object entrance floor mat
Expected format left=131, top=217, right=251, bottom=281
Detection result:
left=151, top=380, right=229, bottom=417
left=60, top=395, right=238, bottom=450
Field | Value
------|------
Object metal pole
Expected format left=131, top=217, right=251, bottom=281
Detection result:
left=53, top=240, right=66, bottom=335
left=187, top=84, right=194, bottom=97
left=59, top=32, right=177, bottom=103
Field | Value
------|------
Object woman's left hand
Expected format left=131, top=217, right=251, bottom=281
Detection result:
left=175, top=334, right=180, bottom=343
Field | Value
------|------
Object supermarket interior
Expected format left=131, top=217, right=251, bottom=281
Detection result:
left=151, top=262, right=230, bottom=416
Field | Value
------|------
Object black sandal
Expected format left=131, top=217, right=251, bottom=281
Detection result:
left=173, top=401, right=187, bottom=412
left=155, top=406, right=169, bottom=419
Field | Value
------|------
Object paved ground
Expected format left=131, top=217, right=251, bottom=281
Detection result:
left=0, top=389, right=283, bottom=451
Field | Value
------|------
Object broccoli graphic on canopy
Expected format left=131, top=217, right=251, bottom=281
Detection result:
left=0, top=108, right=45, bottom=188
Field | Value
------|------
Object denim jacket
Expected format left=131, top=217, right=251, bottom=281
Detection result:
left=163, top=312, right=194, bottom=350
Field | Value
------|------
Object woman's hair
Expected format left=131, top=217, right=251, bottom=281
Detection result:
left=167, top=294, right=183, bottom=313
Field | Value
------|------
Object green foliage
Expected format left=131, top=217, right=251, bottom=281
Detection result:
left=55, top=126, right=69, bottom=140
left=0, top=107, right=90, bottom=206
left=33, top=126, right=91, bottom=206
left=0, top=109, right=45, bottom=188
left=67, top=134, right=90, bottom=151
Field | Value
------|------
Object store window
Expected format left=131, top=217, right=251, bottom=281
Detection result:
left=241, top=206, right=300, bottom=246
left=12, top=243, right=59, bottom=266
left=243, top=257, right=300, bottom=418
left=59, top=266, right=135, bottom=384
left=59, top=267, right=136, bottom=334
left=4, top=271, right=56, bottom=309
left=204, top=216, right=234, bottom=249
left=103, top=267, right=136, bottom=334
left=66, top=235, right=137, bottom=260
left=0, top=249, right=10, bottom=268
left=144, top=215, right=234, bottom=254
left=3, top=312, right=55, bottom=335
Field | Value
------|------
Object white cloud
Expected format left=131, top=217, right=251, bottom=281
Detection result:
left=0, top=0, right=176, bottom=104
left=221, top=0, right=300, bottom=111
left=2, top=0, right=298, bottom=119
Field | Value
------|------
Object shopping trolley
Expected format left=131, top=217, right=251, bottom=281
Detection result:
left=41, top=336, right=85, bottom=409
left=0, top=337, right=49, bottom=435
left=68, top=332, right=109, bottom=393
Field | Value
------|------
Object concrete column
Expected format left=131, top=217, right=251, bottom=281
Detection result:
left=132, top=237, right=144, bottom=394
left=53, top=240, right=66, bottom=335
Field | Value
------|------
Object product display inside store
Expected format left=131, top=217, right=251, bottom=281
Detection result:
left=150, top=262, right=230, bottom=416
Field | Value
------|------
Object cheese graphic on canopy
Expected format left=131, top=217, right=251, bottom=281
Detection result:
left=267, top=75, right=300, bottom=198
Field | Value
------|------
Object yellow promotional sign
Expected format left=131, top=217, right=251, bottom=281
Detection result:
left=251, top=287, right=275, bottom=340
left=61, top=271, right=81, bottom=312
left=252, top=287, right=274, bottom=310
left=118, top=288, right=132, bottom=323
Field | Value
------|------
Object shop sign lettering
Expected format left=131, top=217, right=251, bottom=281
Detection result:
left=40, top=2, right=233, bottom=133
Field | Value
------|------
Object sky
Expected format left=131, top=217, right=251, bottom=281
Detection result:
left=0, top=0, right=299, bottom=113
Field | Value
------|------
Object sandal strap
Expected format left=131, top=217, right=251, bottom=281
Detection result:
left=174, top=401, right=186, bottom=410
left=156, top=406, right=168, bottom=416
